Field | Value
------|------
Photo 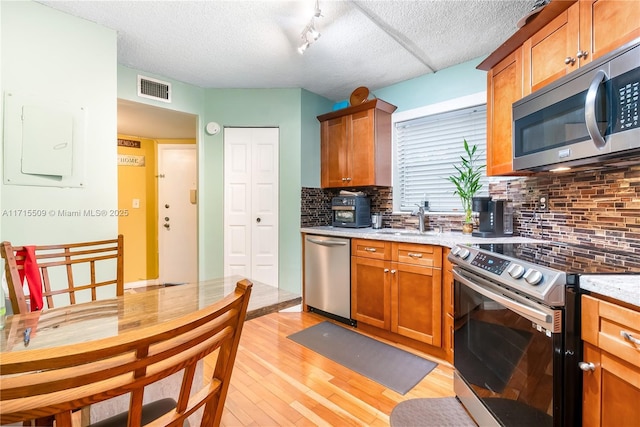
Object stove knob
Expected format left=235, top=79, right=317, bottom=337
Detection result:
left=507, top=264, right=525, bottom=279
left=458, top=248, right=471, bottom=259
left=451, top=247, right=461, bottom=256
left=523, top=269, right=543, bottom=285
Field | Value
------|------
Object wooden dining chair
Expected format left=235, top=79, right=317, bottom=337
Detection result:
left=1, top=235, right=124, bottom=314
left=0, top=278, right=253, bottom=427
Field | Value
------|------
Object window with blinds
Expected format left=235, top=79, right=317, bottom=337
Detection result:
left=395, top=104, right=489, bottom=212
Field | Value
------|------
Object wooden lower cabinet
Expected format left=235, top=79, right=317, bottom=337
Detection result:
left=351, top=256, right=390, bottom=330
left=351, top=239, right=445, bottom=358
left=391, top=261, right=442, bottom=346
left=442, top=248, right=454, bottom=362
left=581, top=295, right=640, bottom=427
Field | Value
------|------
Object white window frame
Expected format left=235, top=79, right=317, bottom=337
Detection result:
left=391, top=92, right=488, bottom=214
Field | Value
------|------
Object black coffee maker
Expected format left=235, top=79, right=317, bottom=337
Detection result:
left=471, top=197, right=510, bottom=237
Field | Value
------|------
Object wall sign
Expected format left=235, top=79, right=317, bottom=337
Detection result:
left=117, top=138, right=141, bottom=148
left=118, top=154, right=145, bottom=167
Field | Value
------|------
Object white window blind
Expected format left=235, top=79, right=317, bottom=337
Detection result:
left=395, top=104, right=489, bottom=212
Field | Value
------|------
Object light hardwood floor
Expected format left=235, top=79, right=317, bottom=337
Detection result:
left=220, top=310, right=456, bottom=426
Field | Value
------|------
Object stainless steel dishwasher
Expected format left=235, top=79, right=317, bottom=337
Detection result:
left=304, top=235, right=354, bottom=325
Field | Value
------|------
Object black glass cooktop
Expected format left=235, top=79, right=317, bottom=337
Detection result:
left=469, top=242, right=640, bottom=276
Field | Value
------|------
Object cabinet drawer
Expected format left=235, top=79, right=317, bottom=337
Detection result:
left=351, top=239, right=390, bottom=260
left=582, top=295, right=640, bottom=369
left=392, top=242, right=442, bottom=268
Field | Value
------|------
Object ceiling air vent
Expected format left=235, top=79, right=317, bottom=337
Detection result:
left=137, top=75, right=171, bottom=103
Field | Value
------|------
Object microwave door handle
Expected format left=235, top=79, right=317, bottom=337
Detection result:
left=585, top=69, right=608, bottom=149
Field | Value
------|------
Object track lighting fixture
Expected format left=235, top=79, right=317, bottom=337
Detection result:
left=297, top=1, right=322, bottom=54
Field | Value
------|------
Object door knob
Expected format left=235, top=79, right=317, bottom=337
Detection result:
left=165, top=204, right=170, bottom=209
left=564, top=56, right=576, bottom=65
left=163, top=223, right=170, bottom=229
left=164, top=217, right=170, bottom=221
left=256, top=217, right=261, bottom=223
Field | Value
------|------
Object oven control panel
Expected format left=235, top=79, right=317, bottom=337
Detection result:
left=448, top=243, right=568, bottom=307
left=470, top=253, right=511, bottom=275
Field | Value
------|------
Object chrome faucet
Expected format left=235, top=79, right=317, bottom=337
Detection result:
left=414, top=205, right=426, bottom=233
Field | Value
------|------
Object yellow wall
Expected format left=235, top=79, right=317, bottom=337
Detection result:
left=117, top=136, right=155, bottom=283
left=117, top=136, right=195, bottom=284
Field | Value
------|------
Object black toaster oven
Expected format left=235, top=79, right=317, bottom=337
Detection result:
left=331, top=196, right=371, bottom=228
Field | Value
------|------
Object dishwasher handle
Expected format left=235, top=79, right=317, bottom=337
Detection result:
left=307, top=237, right=349, bottom=247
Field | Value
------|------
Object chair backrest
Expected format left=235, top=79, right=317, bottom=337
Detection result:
left=1, top=235, right=124, bottom=314
left=0, top=279, right=253, bottom=427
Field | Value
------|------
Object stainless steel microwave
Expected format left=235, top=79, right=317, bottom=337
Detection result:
left=513, top=38, right=640, bottom=172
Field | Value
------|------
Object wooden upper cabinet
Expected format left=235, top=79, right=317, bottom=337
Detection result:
left=523, top=0, right=640, bottom=95
left=318, top=99, right=397, bottom=188
left=523, top=3, right=580, bottom=96
left=320, top=116, right=349, bottom=188
left=486, top=48, right=523, bottom=176
left=485, top=0, right=639, bottom=176
left=580, top=0, right=640, bottom=64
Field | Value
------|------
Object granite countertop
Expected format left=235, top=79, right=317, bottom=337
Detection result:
left=301, top=226, right=639, bottom=308
left=300, top=226, right=542, bottom=248
left=580, top=275, right=640, bottom=309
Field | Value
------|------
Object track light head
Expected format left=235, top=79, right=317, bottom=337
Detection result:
left=298, top=40, right=310, bottom=55
left=308, top=25, right=320, bottom=41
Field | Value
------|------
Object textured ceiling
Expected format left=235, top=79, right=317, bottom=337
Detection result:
left=37, top=0, right=536, bottom=138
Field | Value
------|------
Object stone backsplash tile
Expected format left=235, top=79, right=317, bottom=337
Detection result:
left=301, top=163, right=640, bottom=252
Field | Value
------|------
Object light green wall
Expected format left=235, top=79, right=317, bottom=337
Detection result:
left=203, top=88, right=312, bottom=294
left=301, top=90, right=333, bottom=188
left=374, top=56, right=488, bottom=113
left=0, top=1, right=117, bottom=245
left=117, top=65, right=205, bottom=115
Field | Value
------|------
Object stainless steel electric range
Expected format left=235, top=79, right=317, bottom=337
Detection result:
left=448, top=242, right=639, bottom=427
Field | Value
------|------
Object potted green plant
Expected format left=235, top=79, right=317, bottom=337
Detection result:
left=447, top=139, right=485, bottom=234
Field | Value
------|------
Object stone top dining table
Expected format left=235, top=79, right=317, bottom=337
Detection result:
left=0, top=275, right=301, bottom=353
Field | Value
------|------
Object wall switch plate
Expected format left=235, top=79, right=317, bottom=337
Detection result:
left=538, top=195, right=549, bottom=211
left=132, top=198, right=140, bottom=208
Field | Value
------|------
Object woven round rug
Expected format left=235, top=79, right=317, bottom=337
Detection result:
left=390, top=397, right=476, bottom=426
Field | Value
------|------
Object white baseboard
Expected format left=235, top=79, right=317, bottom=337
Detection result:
left=124, top=279, right=160, bottom=289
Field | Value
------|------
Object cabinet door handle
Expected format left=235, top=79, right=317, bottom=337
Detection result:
left=576, top=50, right=588, bottom=59
left=578, top=362, right=595, bottom=372
left=391, top=269, right=396, bottom=274
left=384, top=268, right=389, bottom=273
left=346, top=177, right=352, bottom=182
left=621, top=331, right=640, bottom=345
left=364, top=247, right=377, bottom=252
left=408, top=252, right=423, bottom=258
left=564, top=56, right=576, bottom=65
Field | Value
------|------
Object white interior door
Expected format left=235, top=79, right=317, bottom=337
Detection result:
left=224, top=127, right=279, bottom=287
left=158, top=144, right=197, bottom=284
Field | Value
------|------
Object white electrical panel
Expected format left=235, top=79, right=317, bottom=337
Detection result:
left=3, top=91, right=86, bottom=188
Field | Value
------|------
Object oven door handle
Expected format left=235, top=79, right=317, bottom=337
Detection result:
left=453, top=269, right=556, bottom=330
